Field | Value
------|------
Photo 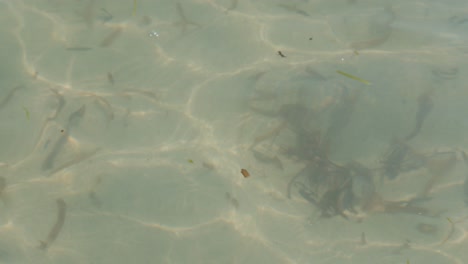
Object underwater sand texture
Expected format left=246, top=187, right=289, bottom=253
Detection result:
left=0, top=0, right=468, bottom=263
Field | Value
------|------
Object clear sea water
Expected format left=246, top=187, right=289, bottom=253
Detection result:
left=0, top=0, right=468, bottom=263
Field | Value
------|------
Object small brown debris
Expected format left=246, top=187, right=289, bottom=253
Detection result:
left=241, top=168, right=250, bottom=178
left=277, top=51, right=286, bottom=58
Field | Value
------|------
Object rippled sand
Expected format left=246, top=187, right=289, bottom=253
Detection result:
left=0, top=0, right=467, bottom=263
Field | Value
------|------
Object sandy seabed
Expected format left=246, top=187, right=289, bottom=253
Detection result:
left=0, top=0, right=468, bottom=263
